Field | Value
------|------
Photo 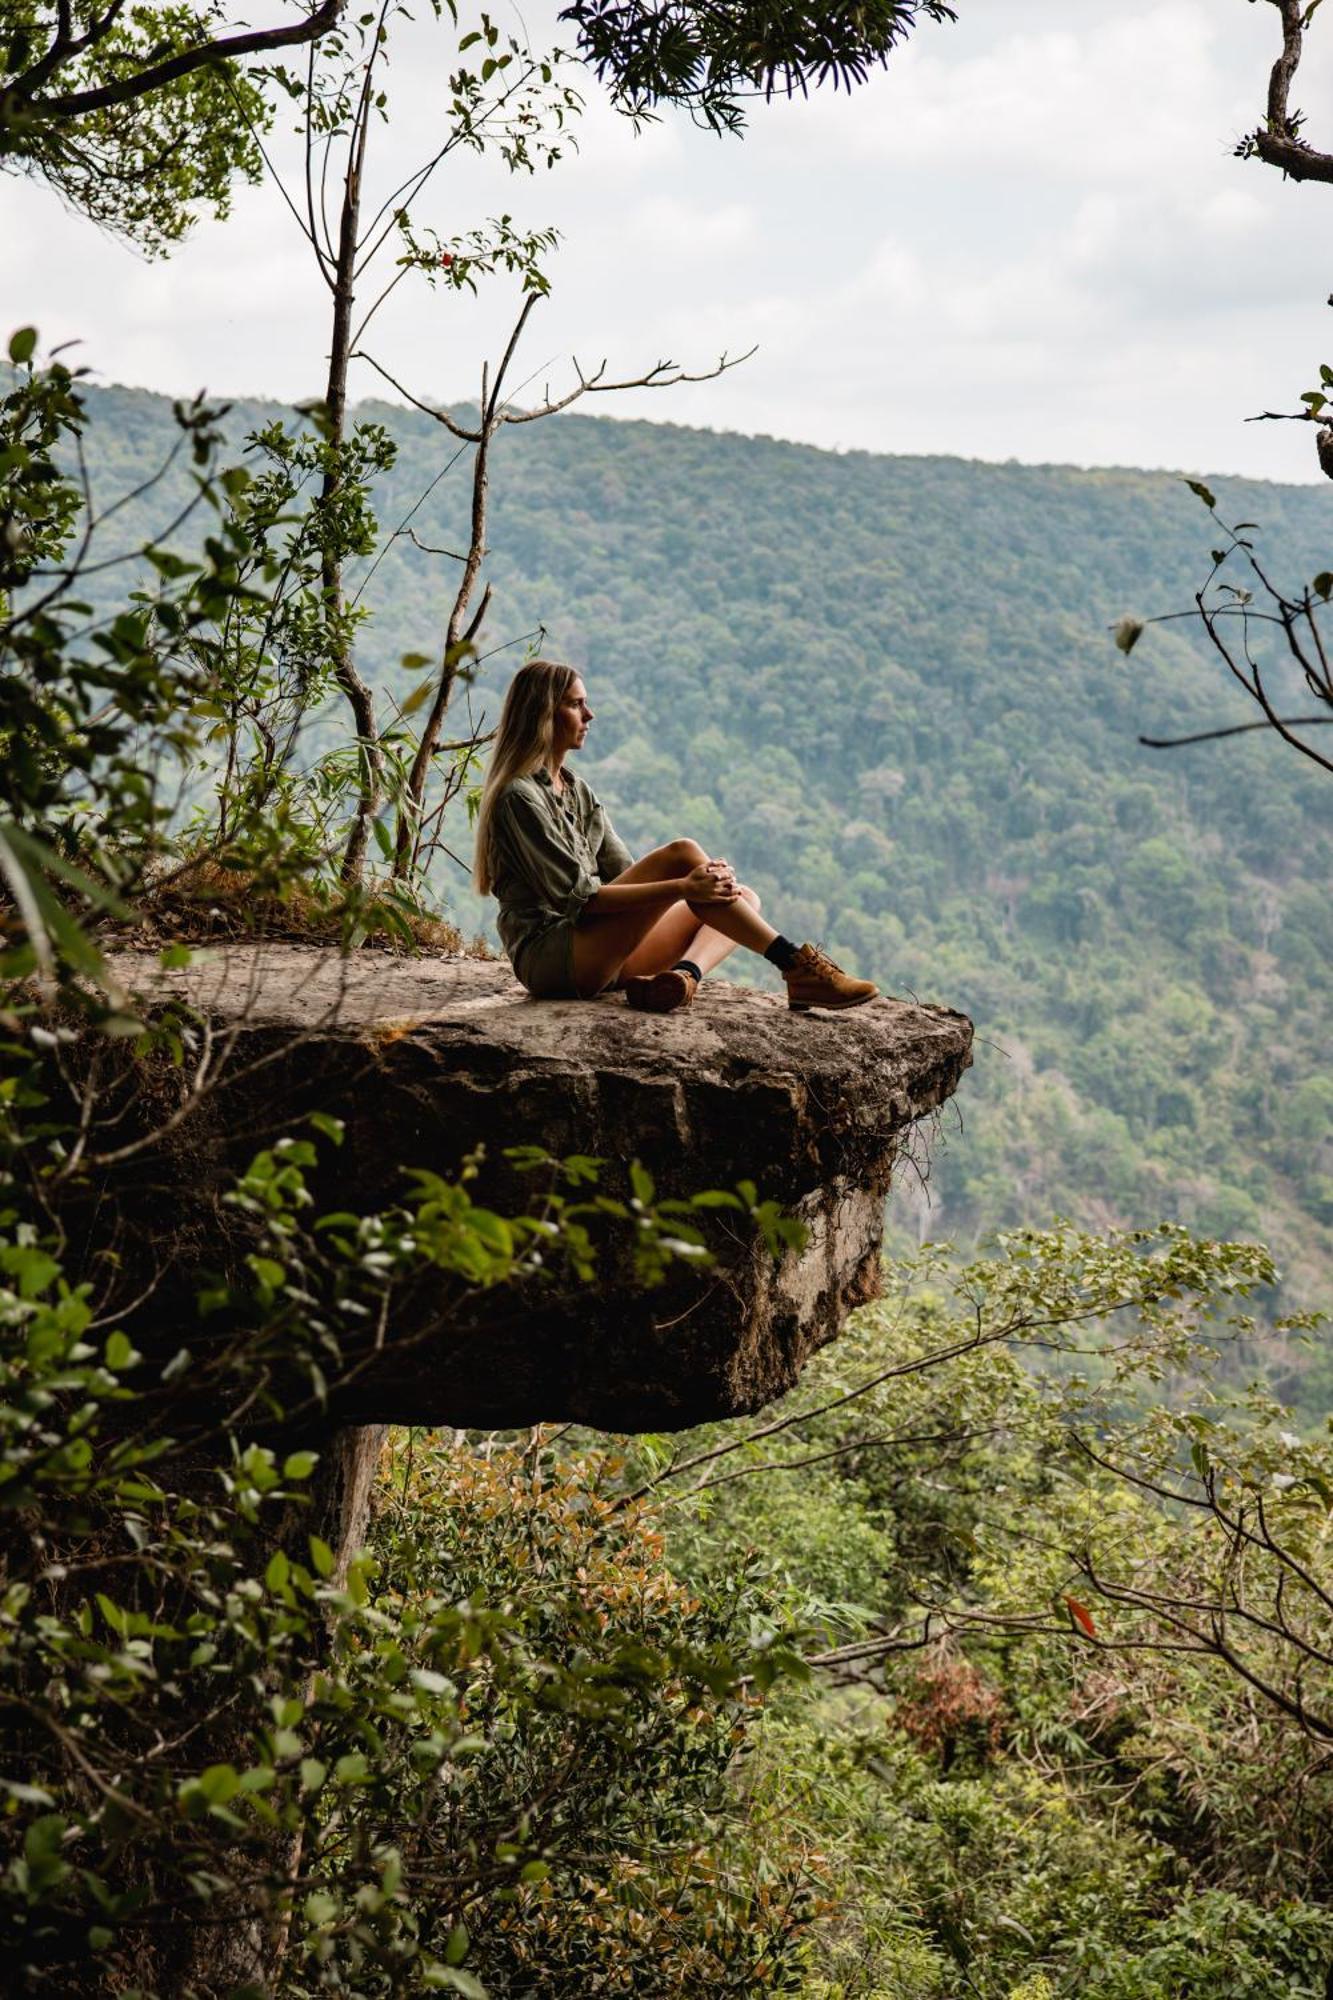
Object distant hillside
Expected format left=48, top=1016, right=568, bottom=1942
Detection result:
left=74, top=383, right=1333, bottom=1368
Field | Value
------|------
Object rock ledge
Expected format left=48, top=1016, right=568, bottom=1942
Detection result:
left=105, top=948, right=973, bottom=1431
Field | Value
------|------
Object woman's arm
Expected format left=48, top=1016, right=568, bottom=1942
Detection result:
left=595, top=810, right=635, bottom=881
left=584, top=862, right=738, bottom=918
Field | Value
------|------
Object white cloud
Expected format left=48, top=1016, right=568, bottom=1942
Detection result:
left=803, top=2, right=1236, bottom=181
left=621, top=196, right=755, bottom=255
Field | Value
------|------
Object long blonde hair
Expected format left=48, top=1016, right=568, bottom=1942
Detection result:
left=473, top=658, right=580, bottom=894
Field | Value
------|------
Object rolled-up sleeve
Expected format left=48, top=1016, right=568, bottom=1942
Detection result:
left=596, top=811, right=634, bottom=882
left=491, top=787, right=600, bottom=923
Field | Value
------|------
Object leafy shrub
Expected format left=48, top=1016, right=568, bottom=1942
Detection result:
left=0, top=1235, right=814, bottom=1997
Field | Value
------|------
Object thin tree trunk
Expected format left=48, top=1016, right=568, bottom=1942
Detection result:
left=390, top=433, right=492, bottom=878
left=323, top=84, right=385, bottom=886
left=391, top=292, right=538, bottom=881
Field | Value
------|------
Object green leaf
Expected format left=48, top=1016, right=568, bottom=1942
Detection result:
left=1183, top=478, right=1217, bottom=510
left=410, top=1667, right=455, bottom=1695
left=6, top=1245, right=59, bottom=1298
left=427, top=1970, right=487, bottom=1997
left=282, top=1450, right=318, bottom=1481
left=8, top=327, right=37, bottom=365
left=265, top=1550, right=290, bottom=1592
left=1113, top=616, right=1144, bottom=656
left=104, top=1330, right=135, bottom=1371
left=308, top=1111, right=344, bottom=1145
left=308, top=1536, right=335, bottom=1578
left=401, top=674, right=438, bottom=716
left=100, top=1014, right=147, bottom=1040
left=0, top=822, right=106, bottom=981
left=96, top=1593, right=126, bottom=1635
left=197, top=1764, right=239, bottom=1804
left=0, top=1780, right=54, bottom=1807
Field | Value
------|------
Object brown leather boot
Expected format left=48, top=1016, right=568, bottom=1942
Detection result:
left=783, top=943, right=878, bottom=1012
left=624, top=968, right=699, bottom=1014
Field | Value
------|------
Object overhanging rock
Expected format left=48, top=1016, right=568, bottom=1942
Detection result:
left=104, top=948, right=972, bottom=1432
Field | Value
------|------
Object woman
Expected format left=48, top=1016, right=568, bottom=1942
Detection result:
left=473, top=659, right=879, bottom=1014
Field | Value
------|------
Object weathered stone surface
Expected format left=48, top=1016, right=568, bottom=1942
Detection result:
left=104, top=947, right=972, bottom=1432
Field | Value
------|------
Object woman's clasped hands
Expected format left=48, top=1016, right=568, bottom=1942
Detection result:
left=684, top=857, right=741, bottom=904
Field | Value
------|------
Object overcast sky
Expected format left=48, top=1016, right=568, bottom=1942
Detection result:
left=8, top=0, right=1333, bottom=480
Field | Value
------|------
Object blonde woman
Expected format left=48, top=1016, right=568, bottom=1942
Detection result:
left=473, top=659, right=879, bottom=1014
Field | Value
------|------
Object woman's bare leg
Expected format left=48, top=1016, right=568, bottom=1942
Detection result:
left=570, top=840, right=704, bottom=995
left=618, top=886, right=764, bottom=982
left=681, top=883, right=776, bottom=957
left=571, top=840, right=776, bottom=995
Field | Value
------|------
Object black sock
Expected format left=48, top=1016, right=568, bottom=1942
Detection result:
left=763, top=935, right=802, bottom=973
left=673, top=959, right=703, bottom=984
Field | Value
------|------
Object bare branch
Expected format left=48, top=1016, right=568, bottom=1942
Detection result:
left=352, top=352, right=482, bottom=441
left=1242, top=0, right=1333, bottom=184
left=500, top=346, right=756, bottom=424
left=1139, top=715, right=1333, bottom=748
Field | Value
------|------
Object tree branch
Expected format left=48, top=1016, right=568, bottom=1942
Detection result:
left=1241, top=0, right=1333, bottom=184
left=12, top=0, right=349, bottom=120
left=1139, top=714, right=1333, bottom=749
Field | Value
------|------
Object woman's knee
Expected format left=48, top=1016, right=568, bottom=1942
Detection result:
left=738, top=883, right=760, bottom=912
left=661, top=837, right=708, bottom=870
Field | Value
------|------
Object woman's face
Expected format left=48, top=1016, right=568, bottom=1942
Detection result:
left=553, top=676, right=594, bottom=756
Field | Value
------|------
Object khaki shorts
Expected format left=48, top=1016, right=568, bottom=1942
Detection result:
left=512, top=923, right=618, bottom=1000
left=512, top=922, right=579, bottom=999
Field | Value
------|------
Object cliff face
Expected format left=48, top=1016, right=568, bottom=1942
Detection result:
left=103, top=948, right=972, bottom=1432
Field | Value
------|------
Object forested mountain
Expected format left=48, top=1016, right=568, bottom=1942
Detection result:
left=78, top=382, right=1333, bottom=1332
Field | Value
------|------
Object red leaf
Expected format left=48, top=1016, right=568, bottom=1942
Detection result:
left=1064, top=1595, right=1096, bottom=1637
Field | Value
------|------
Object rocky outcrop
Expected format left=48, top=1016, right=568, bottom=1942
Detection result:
left=102, top=948, right=972, bottom=1433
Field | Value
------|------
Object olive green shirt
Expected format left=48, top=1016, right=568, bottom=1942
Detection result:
left=490, top=768, right=634, bottom=979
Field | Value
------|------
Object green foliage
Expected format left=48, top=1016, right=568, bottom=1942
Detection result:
left=1, top=1, right=270, bottom=251
left=1, top=344, right=451, bottom=953
left=655, top=1241, right=1333, bottom=1998
left=0, top=350, right=259, bottom=991
left=369, top=1432, right=814, bottom=1994
left=181, top=412, right=402, bottom=876
left=0, top=1119, right=815, bottom=1995
left=561, top=0, right=958, bottom=132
